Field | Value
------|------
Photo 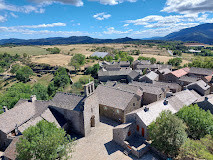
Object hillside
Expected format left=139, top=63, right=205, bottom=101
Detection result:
left=162, top=23, right=213, bottom=44
left=0, top=36, right=140, bottom=45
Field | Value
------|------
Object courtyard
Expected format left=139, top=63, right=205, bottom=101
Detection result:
left=70, top=117, right=161, bottom=160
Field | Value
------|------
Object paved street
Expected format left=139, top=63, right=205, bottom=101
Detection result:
left=70, top=117, right=160, bottom=160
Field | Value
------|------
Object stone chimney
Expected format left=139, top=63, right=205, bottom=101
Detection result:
left=163, top=99, right=169, bottom=105
left=3, top=106, right=8, bottom=112
left=144, top=107, right=149, bottom=112
left=30, top=95, right=37, bottom=102
left=84, top=81, right=95, bottom=97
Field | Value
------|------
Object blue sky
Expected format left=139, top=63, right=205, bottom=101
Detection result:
left=0, top=0, right=213, bottom=39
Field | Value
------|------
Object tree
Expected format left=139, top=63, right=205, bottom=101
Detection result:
left=10, top=64, right=20, bottom=74
left=0, top=83, right=32, bottom=111
left=148, top=110, right=187, bottom=157
left=46, top=47, right=61, bottom=54
left=47, top=82, right=57, bottom=97
left=32, top=83, right=49, bottom=100
left=167, top=57, right=182, bottom=67
left=178, top=135, right=213, bottom=160
left=103, top=56, right=113, bottom=62
left=91, top=64, right=100, bottom=77
left=85, top=66, right=93, bottom=75
left=177, top=104, right=213, bottom=139
left=23, top=53, right=27, bottom=58
left=16, top=66, right=33, bottom=82
left=127, top=56, right=134, bottom=64
left=70, top=54, right=85, bottom=71
left=16, top=120, right=74, bottom=160
left=53, top=67, right=70, bottom=88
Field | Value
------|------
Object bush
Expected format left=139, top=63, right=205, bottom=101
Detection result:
left=177, top=104, right=213, bottom=139
left=46, top=47, right=61, bottom=54
left=167, top=57, right=182, bottom=67
left=148, top=110, right=187, bottom=157
left=16, top=66, right=33, bottom=82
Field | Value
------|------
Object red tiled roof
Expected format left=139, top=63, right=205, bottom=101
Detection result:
left=171, top=67, right=189, bottom=78
left=204, top=75, right=213, bottom=82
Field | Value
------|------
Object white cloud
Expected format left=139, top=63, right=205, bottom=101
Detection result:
left=18, top=22, right=66, bottom=28
left=10, top=13, right=18, bottom=18
left=93, top=12, right=111, bottom=20
left=103, top=27, right=132, bottom=34
left=123, top=24, right=129, bottom=27
left=0, top=0, right=44, bottom=13
left=0, top=15, right=6, bottom=22
left=31, top=0, right=83, bottom=7
left=0, top=26, right=89, bottom=37
left=162, top=0, right=213, bottom=14
left=89, top=0, right=136, bottom=5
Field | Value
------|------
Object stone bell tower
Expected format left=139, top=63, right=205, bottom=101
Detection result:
left=84, top=81, right=95, bottom=97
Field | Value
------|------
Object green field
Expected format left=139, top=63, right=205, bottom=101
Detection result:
left=0, top=46, right=50, bottom=56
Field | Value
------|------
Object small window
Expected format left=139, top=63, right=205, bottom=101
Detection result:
left=137, top=125, right=139, bottom=131
left=128, top=131, right=131, bottom=136
left=117, top=109, right=120, bottom=114
left=91, top=108, right=93, bottom=113
left=133, top=103, right=135, bottom=106
left=104, top=106, right=107, bottom=110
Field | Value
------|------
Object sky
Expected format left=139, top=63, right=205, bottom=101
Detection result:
left=0, top=0, right=213, bottom=39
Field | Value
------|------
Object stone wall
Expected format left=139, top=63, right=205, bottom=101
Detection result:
left=83, top=92, right=100, bottom=137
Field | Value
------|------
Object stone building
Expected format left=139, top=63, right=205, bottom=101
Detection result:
left=96, top=84, right=142, bottom=123
left=187, top=67, right=213, bottom=78
left=113, top=90, right=200, bottom=158
left=0, top=96, right=60, bottom=150
left=129, top=81, right=166, bottom=105
left=163, top=67, right=190, bottom=83
left=49, top=81, right=99, bottom=137
left=98, top=68, right=140, bottom=83
left=196, top=95, right=213, bottom=114
left=138, top=71, right=159, bottom=83
left=185, top=80, right=211, bottom=96
left=135, top=64, right=172, bottom=73
left=132, top=60, right=151, bottom=70
left=156, top=68, right=171, bottom=81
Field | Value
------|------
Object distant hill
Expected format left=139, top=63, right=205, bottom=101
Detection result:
left=0, top=36, right=140, bottom=45
left=161, top=23, right=213, bottom=44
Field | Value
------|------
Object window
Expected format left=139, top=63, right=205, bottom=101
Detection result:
left=137, top=125, right=139, bottom=131
left=128, top=131, right=131, bottom=136
left=104, top=106, right=107, bottom=110
left=91, top=108, right=93, bottom=113
left=133, top=103, right=135, bottom=106
left=116, top=109, right=120, bottom=114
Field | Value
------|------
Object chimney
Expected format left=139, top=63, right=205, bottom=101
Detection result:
left=205, top=97, right=209, bottom=101
left=30, top=95, right=37, bottom=102
left=3, top=106, right=8, bottom=112
left=84, top=81, right=95, bottom=97
left=144, top=107, right=149, bottom=112
left=163, top=99, right=169, bottom=105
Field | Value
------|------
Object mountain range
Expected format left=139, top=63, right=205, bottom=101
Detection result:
left=0, top=23, right=213, bottom=45
left=0, top=36, right=140, bottom=45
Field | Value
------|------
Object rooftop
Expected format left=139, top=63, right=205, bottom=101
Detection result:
left=129, top=90, right=200, bottom=126
left=91, top=52, right=109, bottom=58
left=170, top=67, right=190, bottom=78
left=96, top=85, right=135, bottom=110
left=189, top=67, right=213, bottom=76
left=186, top=80, right=210, bottom=91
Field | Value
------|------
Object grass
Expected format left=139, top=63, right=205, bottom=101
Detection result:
left=0, top=46, right=50, bottom=56
left=26, top=73, right=54, bottom=87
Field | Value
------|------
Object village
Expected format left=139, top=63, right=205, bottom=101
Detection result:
left=0, top=49, right=213, bottom=160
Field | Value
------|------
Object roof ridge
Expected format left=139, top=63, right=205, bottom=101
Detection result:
left=101, top=85, right=135, bottom=95
left=56, top=92, right=84, bottom=97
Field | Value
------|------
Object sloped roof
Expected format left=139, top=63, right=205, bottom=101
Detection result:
left=130, top=81, right=165, bottom=95
left=157, top=68, right=171, bottom=75
left=153, top=81, right=181, bottom=90
left=189, top=67, right=213, bottom=76
left=170, top=67, right=190, bottom=78
left=142, top=71, right=159, bottom=81
left=179, top=76, right=199, bottom=83
left=105, top=81, right=143, bottom=96
left=91, top=52, right=109, bottom=58
left=96, top=85, right=135, bottom=110
left=187, top=80, right=210, bottom=91
left=50, top=92, right=85, bottom=111
left=4, top=137, right=20, bottom=160
left=0, top=99, right=49, bottom=134
left=98, top=68, right=132, bottom=77
left=129, top=90, right=199, bottom=126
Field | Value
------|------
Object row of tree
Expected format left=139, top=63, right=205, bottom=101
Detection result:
left=148, top=104, right=213, bottom=159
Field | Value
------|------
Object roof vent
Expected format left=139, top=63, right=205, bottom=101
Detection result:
left=164, top=99, right=169, bottom=105
left=144, top=107, right=149, bottom=112
left=3, top=106, right=8, bottom=112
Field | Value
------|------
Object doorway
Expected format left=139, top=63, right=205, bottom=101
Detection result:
left=91, top=115, right=95, bottom=127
